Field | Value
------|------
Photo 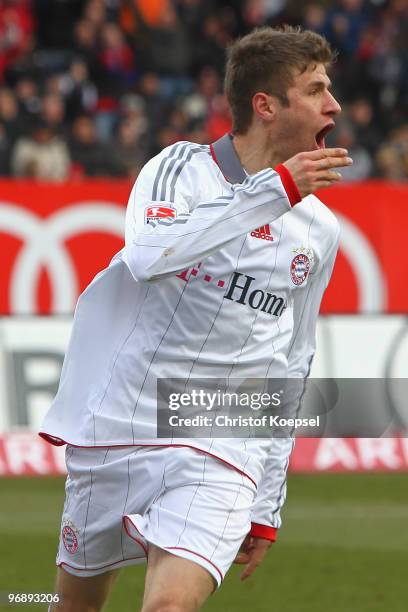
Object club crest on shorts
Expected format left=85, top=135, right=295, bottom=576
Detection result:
left=145, top=204, right=176, bottom=224
left=62, top=517, right=80, bottom=554
left=290, top=247, right=314, bottom=286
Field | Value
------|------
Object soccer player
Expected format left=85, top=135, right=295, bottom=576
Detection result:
left=40, top=26, right=352, bottom=612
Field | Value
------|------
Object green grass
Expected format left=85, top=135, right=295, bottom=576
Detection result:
left=0, top=474, right=407, bottom=611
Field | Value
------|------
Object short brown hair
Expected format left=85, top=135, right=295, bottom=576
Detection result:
left=224, top=25, right=334, bottom=134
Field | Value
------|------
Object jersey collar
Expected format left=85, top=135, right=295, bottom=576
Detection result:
left=210, top=133, right=246, bottom=184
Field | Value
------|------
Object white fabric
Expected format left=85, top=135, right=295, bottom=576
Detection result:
left=41, top=139, right=340, bottom=532
left=57, top=445, right=256, bottom=586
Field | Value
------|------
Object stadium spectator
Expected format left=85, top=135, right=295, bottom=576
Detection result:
left=68, top=114, right=119, bottom=176
left=243, top=0, right=270, bottom=28
left=137, top=71, right=170, bottom=130
left=0, top=120, right=13, bottom=175
left=302, top=3, right=326, bottom=36
left=376, top=123, right=408, bottom=180
left=185, top=119, right=209, bottom=145
left=166, top=107, right=189, bottom=138
left=193, top=13, right=229, bottom=73
left=83, top=0, right=107, bottom=29
left=206, top=93, right=232, bottom=141
left=366, top=0, right=406, bottom=114
left=34, top=0, right=83, bottom=49
left=120, top=0, right=170, bottom=32
left=135, top=3, right=193, bottom=98
left=181, top=65, right=222, bottom=124
left=330, top=119, right=373, bottom=181
left=0, top=0, right=35, bottom=83
left=72, top=18, right=102, bottom=82
left=14, top=76, right=41, bottom=119
left=177, top=0, right=213, bottom=37
left=323, top=0, right=369, bottom=57
left=347, top=97, right=383, bottom=157
left=11, top=119, right=70, bottom=180
left=60, top=58, right=98, bottom=121
left=99, top=22, right=136, bottom=91
left=40, top=92, right=66, bottom=136
left=111, top=116, right=148, bottom=179
left=151, top=124, right=182, bottom=154
left=0, top=0, right=404, bottom=179
left=0, top=87, right=20, bottom=143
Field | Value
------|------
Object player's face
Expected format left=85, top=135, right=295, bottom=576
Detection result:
left=273, top=63, right=341, bottom=161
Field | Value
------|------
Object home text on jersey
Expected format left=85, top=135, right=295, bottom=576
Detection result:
left=224, top=272, right=287, bottom=317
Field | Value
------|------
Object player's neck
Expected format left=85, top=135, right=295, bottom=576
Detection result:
left=232, top=127, right=281, bottom=175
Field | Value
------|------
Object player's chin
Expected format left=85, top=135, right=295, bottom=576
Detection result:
left=301, top=136, right=324, bottom=152
left=292, top=141, right=320, bottom=156
left=304, top=140, right=322, bottom=153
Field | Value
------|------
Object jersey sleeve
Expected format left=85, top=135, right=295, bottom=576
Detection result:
left=286, top=224, right=340, bottom=378
left=123, top=143, right=299, bottom=282
left=249, top=226, right=340, bottom=540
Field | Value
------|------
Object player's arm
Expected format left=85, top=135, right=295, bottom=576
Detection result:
left=236, top=227, right=341, bottom=580
left=234, top=437, right=293, bottom=581
left=124, top=144, right=350, bottom=282
left=124, top=147, right=296, bottom=282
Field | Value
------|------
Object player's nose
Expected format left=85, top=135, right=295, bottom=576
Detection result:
left=325, top=91, right=341, bottom=116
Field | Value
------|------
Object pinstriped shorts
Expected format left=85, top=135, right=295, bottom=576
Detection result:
left=57, top=444, right=257, bottom=587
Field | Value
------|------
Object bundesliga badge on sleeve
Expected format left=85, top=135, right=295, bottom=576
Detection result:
left=144, top=204, right=177, bottom=224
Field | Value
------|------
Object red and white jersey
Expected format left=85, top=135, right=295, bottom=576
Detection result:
left=40, top=134, right=339, bottom=537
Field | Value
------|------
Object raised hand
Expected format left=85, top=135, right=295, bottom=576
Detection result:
left=283, top=148, right=353, bottom=197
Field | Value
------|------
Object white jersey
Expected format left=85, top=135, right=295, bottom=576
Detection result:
left=40, top=134, right=339, bottom=538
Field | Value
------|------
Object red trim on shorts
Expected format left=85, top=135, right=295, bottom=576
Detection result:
left=166, top=547, right=224, bottom=584
left=58, top=554, right=145, bottom=574
left=122, top=516, right=149, bottom=557
left=38, top=433, right=257, bottom=488
left=123, top=518, right=223, bottom=585
left=275, top=164, right=302, bottom=206
left=249, top=523, right=277, bottom=541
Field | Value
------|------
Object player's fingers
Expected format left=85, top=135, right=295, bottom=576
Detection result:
left=315, top=156, right=353, bottom=170
left=240, top=534, right=253, bottom=550
left=239, top=544, right=269, bottom=580
left=240, top=555, right=263, bottom=580
left=316, top=170, right=342, bottom=182
left=236, top=535, right=253, bottom=555
left=306, top=147, right=348, bottom=161
left=314, top=179, right=336, bottom=189
left=240, top=561, right=258, bottom=580
left=234, top=552, right=250, bottom=564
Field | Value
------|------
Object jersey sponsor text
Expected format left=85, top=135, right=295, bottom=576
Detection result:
left=224, top=272, right=287, bottom=317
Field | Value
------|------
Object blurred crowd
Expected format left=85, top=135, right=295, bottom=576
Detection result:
left=0, top=0, right=406, bottom=182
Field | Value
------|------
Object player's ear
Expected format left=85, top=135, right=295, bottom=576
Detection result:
left=252, top=92, right=278, bottom=124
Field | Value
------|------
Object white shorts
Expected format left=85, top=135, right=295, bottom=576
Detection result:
left=57, top=445, right=256, bottom=587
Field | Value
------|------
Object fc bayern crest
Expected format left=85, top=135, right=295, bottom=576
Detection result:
left=290, top=252, right=311, bottom=285
left=62, top=523, right=79, bottom=554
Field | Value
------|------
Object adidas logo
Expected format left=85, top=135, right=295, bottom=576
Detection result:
left=250, top=224, right=273, bottom=241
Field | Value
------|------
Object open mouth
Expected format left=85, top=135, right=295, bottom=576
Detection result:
left=315, top=123, right=335, bottom=149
